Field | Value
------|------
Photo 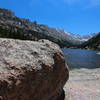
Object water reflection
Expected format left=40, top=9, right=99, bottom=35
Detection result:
left=62, top=48, right=100, bottom=69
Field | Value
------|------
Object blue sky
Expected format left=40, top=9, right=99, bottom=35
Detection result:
left=0, top=0, right=100, bottom=35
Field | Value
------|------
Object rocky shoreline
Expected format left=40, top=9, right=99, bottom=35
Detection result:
left=0, top=38, right=100, bottom=100
left=64, top=68, right=100, bottom=100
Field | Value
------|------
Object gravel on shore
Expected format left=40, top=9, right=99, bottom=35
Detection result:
left=64, top=68, right=100, bottom=100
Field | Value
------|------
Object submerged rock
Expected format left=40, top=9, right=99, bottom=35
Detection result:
left=97, top=52, right=100, bottom=55
left=0, top=38, right=69, bottom=100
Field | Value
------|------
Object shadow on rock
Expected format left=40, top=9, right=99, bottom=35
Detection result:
left=58, top=89, right=65, bottom=100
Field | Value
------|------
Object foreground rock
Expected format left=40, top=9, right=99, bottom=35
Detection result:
left=0, top=38, right=69, bottom=100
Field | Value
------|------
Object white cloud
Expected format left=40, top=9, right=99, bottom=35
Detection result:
left=64, top=0, right=100, bottom=7
left=64, top=0, right=100, bottom=9
left=87, top=0, right=100, bottom=8
left=29, top=0, right=81, bottom=6
left=64, top=0, right=81, bottom=4
left=29, top=0, right=100, bottom=9
left=29, top=0, right=41, bottom=8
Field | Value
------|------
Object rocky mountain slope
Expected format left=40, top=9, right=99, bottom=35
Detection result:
left=81, top=33, right=100, bottom=49
left=0, top=8, right=90, bottom=48
left=0, top=38, right=69, bottom=100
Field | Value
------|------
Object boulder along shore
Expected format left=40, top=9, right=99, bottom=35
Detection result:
left=0, top=38, right=69, bottom=100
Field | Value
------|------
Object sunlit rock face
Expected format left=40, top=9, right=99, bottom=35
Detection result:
left=0, top=38, right=69, bottom=100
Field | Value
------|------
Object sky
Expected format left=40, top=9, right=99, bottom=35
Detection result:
left=0, top=0, right=100, bottom=35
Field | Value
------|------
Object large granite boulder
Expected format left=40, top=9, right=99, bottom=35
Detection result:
left=0, top=38, right=69, bottom=100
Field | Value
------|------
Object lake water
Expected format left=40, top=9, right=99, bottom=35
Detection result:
left=62, top=48, right=100, bottom=69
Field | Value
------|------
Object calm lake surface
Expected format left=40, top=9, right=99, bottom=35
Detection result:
left=62, top=48, right=100, bottom=69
